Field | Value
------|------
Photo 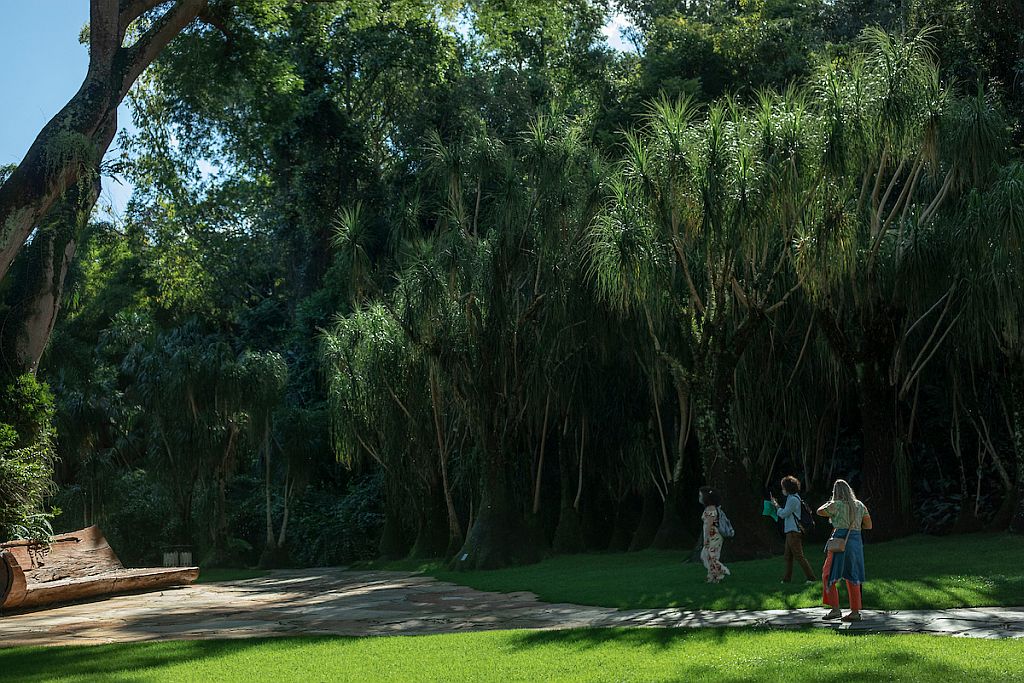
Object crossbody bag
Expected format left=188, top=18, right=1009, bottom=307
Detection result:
left=825, top=502, right=861, bottom=553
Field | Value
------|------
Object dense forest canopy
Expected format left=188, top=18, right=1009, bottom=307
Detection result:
left=1, top=0, right=1023, bottom=570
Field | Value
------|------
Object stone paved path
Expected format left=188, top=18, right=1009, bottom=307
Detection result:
left=1, top=569, right=1022, bottom=647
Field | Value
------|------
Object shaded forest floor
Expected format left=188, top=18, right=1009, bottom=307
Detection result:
left=375, top=533, right=1024, bottom=611
left=4, top=629, right=1024, bottom=682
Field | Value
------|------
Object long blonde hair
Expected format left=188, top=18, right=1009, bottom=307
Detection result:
left=831, top=479, right=860, bottom=518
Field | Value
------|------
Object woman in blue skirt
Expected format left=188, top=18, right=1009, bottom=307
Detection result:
left=817, top=479, right=873, bottom=622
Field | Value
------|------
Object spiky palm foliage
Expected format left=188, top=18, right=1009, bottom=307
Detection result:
left=959, top=162, right=1024, bottom=530
left=795, top=28, right=1008, bottom=534
left=591, top=89, right=818, bottom=555
left=124, top=324, right=277, bottom=557
left=322, top=304, right=432, bottom=558
left=418, top=119, right=592, bottom=569
left=322, top=114, right=613, bottom=568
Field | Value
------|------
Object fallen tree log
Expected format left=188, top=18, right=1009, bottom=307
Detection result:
left=0, top=526, right=198, bottom=612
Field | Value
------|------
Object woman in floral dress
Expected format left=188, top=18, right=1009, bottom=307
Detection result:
left=699, top=487, right=730, bottom=583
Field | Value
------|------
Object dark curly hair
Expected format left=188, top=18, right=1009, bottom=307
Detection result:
left=699, top=486, right=722, bottom=506
left=781, top=476, right=801, bottom=495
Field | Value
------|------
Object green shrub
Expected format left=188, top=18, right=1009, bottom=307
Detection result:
left=0, top=374, right=58, bottom=541
left=287, top=474, right=384, bottom=566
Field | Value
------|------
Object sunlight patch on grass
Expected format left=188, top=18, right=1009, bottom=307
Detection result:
left=402, top=533, right=1024, bottom=611
left=3, top=629, right=1024, bottom=682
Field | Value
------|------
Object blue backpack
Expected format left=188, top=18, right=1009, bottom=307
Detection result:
left=717, top=507, right=735, bottom=538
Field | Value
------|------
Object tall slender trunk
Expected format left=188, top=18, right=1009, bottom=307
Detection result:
left=652, top=385, right=693, bottom=549
left=430, top=366, right=461, bottom=553
left=263, top=426, right=276, bottom=550
left=857, top=360, right=913, bottom=539
left=1009, top=367, right=1024, bottom=534
left=553, top=423, right=585, bottom=553
left=277, top=466, right=292, bottom=548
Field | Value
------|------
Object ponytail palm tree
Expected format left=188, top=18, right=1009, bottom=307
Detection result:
left=592, top=91, right=818, bottom=556
left=336, top=116, right=607, bottom=568
left=125, top=324, right=249, bottom=553
left=796, top=28, right=1008, bottom=535
left=322, top=304, right=446, bottom=558
left=960, top=162, right=1024, bottom=531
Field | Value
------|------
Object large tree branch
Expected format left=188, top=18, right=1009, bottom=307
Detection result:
left=119, top=0, right=208, bottom=98
left=120, top=0, right=173, bottom=28
left=197, top=6, right=235, bottom=42
left=91, top=0, right=122, bottom=65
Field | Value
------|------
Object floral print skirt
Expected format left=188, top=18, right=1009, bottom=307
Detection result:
left=701, top=535, right=730, bottom=583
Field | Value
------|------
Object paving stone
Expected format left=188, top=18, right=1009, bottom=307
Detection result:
left=1, top=569, right=1021, bottom=646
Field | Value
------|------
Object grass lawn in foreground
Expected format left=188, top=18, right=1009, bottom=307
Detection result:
left=3, top=629, right=1024, bottom=682
left=382, top=533, right=1024, bottom=611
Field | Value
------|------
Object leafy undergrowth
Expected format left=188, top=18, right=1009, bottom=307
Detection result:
left=384, top=533, right=1024, bottom=611
left=3, top=629, right=1024, bottom=682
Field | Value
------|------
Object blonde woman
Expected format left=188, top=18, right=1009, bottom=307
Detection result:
left=817, top=479, right=873, bottom=621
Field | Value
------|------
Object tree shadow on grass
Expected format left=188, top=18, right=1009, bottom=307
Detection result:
left=505, top=627, right=1010, bottom=682
left=0, top=638, right=317, bottom=683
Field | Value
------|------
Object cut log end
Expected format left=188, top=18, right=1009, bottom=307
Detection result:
left=0, top=526, right=198, bottom=612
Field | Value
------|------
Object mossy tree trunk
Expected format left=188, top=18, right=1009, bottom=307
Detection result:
left=0, top=0, right=209, bottom=280
left=0, top=168, right=104, bottom=379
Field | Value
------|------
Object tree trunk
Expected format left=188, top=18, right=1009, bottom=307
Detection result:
left=0, top=172, right=101, bottom=378
left=277, top=482, right=291, bottom=548
left=408, top=477, right=451, bottom=559
left=857, top=364, right=913, bottom=539
left=453, top=444, right=538, bottom=570
left=263, top=431, right=276, bottom=551
left=205, top=463, right=234, bottom=567
left=429, top=366, right=462, bottom=555
left=651, top=482, right=693, bottom=549
left=0, top=0, right=208, bottom=281
left=693, top=367, right=779, bottom=559
left=1009, top=368, right=1024, bottom=534
left=629, top=487, right=662, bottom=551
left=377, top=484, right=410, bottom=561
left=553, top=442, right=584, bottom=554
left=607, top=494, right=637, bottom=552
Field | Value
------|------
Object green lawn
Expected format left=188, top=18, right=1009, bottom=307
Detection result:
left=195, top=568, right=269, bottom=584
left=4, top=629, right=1024, bottom=682
left=388, top=533, right=1024, bottom=611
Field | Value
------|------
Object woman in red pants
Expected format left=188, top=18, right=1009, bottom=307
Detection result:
left=817, top=479, right=873, bottom=622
